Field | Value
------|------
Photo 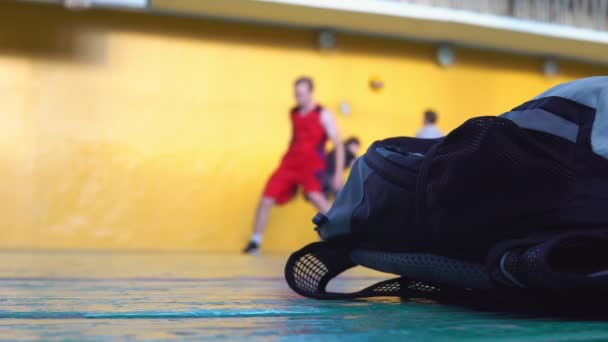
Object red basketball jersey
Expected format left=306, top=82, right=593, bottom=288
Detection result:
left=281, top=105, right=328, bottom=171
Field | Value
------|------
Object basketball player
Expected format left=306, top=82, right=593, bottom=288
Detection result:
left=243, top=77, right=344, bottom=254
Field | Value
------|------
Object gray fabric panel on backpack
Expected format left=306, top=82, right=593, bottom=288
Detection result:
left=351, top=249, right=492, bottom=290
left=501, top=108, right=579, bottom=142
left=532, top=76, right=608, bottom=159
left=376, top=147, right=424, bottom=159
left=318, top=157, right=373, bottom=240
left=376, top=147, right=424, bottom=168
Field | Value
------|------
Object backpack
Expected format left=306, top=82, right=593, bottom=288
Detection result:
left=285, top=77, right=608, bottom=302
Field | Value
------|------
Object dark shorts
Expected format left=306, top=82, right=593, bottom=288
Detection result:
left=321, top=173, right=336, bottom=199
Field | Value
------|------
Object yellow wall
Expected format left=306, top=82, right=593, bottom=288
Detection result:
left=1, top=2, right=607, bottom=252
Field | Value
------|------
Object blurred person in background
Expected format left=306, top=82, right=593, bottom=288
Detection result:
left=322, top=136, right=361, bottom=198
left=243, top=77, right=344, bottom=254
left=416, top=109, right=444, bottom=139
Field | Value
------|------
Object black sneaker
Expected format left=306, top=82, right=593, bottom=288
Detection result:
left=242, top=241, right=260, bottom=255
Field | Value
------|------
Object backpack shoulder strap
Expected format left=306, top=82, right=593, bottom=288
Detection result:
left=285, top=241, right=441, bottom=299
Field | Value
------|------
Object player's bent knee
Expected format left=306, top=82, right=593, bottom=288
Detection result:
left=260, top=197, right=276, bottom=207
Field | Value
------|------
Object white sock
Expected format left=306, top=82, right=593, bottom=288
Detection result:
left=251, top=233, right=263, bottom=245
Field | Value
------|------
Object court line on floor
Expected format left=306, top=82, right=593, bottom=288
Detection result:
left=0, top=309, right=325, bottom=320
left=0, top=276, right=385, bottom=282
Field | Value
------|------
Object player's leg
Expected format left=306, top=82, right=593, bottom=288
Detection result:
left=253, top=197, right=275, bottom=236
left=306, top=191, right=331, bottom=214
left=302, top=169, right=331, bottom=214
left=243, top=196, right=275, bottom=254
left=243, top=167, right=296, bottom=254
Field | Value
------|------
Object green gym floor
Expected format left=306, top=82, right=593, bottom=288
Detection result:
left=2, top=251, right=608, bottom=341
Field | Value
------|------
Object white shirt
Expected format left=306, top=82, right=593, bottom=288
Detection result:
left=416, top=124, right=444, bottom=139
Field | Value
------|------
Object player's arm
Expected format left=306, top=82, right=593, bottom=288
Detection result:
left=321, top=109, right=344, bottom=191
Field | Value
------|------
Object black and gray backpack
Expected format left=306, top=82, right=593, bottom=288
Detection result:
left=285, top=77, right=608, bottom=303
